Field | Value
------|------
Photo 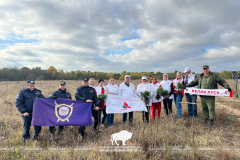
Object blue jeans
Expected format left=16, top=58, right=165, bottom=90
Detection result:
left=122, top=112, right=133, bottom=124
left=185, top=93, right=197, bottom=117
left=99, top=108, right=107, bottom=124
left=107, top=114, right=114, bottom=127
left=174, top=93, right=183, bottom=117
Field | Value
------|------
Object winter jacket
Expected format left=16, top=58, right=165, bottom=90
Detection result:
left=118, top=82, right=137, bottom=98
left=75, top=85, right=99, bottom=109
left=106, top=82, right=118, bottom=95
left=151, top=82, right=162, bottom=103
left=48, top=88, right=72, bottom=99
left=137, top=82, right=154, bottom=106
left=15, top=88, right=44, bottom=114
left=159, top=80, right=174, bottom=99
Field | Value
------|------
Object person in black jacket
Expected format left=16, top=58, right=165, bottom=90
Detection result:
left=48, top=81, right=72, bottom=135
left=15, top=80, right=44, bottom=143
left=75, top=78, right=99, bottom=140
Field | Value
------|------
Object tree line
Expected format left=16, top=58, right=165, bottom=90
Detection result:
left=0, top=66, right=236, bottom=81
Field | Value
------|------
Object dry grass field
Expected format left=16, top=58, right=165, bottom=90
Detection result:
left=0, top=79, right=240, bottom=160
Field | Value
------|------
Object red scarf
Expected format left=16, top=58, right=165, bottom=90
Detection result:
left=100, top=87, right=105, bottom=109
left=153, top=81, right=157, bottom=84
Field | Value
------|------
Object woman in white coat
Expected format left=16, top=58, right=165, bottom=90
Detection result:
left=150, top=76, right=162, bottom=123
left=137, top=76, right=154, bottom=123
left=106, top=77, right=118, bottom=128
left=95, top=79, right=108, bottom=128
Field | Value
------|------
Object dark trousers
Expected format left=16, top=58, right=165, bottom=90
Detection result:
left=142, top=106, right=151, bottom=123
left=79, top=109, right=99, bottom=137
left=122, top=112, right=133, bottom=124
left=92, top=109, right=99, bottom=129
left=163, top=99, right=173, bottom=115
left=22, top=115, right=41, bottom=140
left=99, top=108, right=107, bottom=124
left=49, top=126, right=64, bottom=134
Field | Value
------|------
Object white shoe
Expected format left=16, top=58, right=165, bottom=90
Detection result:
left=100, top=124, right=105, bottom=128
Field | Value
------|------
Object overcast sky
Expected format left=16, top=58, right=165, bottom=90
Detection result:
left=0, top=0, right=240, bottom=73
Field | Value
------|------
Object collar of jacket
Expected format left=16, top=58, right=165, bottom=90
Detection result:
left=108, top=82, right=115, bottom=85
left=125, top=82, right=130, bottom=87
left=59, top=88, right=66, bottom=93
left=200, top=71, right=213, bottom=77
left=26, top=88, right=36, bottom=92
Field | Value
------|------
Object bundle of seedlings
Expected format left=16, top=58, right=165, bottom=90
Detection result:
left=162, top=90, right=169, bottom=99
left=140, top=90, right=151, bottom=105
left=156, top=87, right=164, bottom=100
left=177, top=82, right=184, bottom=95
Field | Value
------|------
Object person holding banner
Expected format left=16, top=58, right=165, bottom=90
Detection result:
left=183, top=67, right=198, bottom=118
left=15, top=80, right=44, bottom=143
left=173, top=71, right=185, bottom=118
left=75, top=78, right=99, bottom=140
left=48, top=81, right=72, bottom=135
left=186, top=65, right=231, bottom=127
left=160, top=74, right=174, bottom=116
left=150, top=76, right=162, bottom=123
left=118, top=75, right=137, bottom=125
left=137, top=76, right=154, bottom=123
left=95, top=79, right=108, bottom=128
left=106, top=77, right=118, bottom=128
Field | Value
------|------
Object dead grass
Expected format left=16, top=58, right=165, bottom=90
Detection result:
left=0, top=80, right=239, bottom=159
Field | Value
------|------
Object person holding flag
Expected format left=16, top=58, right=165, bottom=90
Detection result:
left=137, top=76, right=154, bottom=123
left=48, top=81, right=72, bottom=135
left=118, top=75, right=137, bottom=125
left=75, top=78, right=99, bottom=140
left=186, top=65, right=231, bottom=127
left=15, top=80, right=44, bottom=143
left=150, top=76, right=162, bottom=123
left=106, top=76, right=118, bottom=128
left=173, top=71, right=185, bottom=118
left=160, top=74, right=174, bottom=116
left=95, top=79, right=108, bottom=128
left=183, top=67, right=198, bottom=118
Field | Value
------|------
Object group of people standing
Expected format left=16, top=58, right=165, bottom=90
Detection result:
left=15, top=65, right=231, bottom=143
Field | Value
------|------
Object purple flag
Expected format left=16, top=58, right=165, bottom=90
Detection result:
left=31, top=98, right=92, bottom=126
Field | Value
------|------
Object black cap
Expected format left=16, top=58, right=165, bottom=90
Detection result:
left=59, top=81, right=66, bottom=85
left=98, top=79, right=104, bottom=83
left=202, top=65, right=209, bottom=69
left=27, top=80, right=35, bottom=85
left=83, top=78, right=89, bottom=81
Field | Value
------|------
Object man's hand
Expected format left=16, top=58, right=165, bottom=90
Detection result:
left=86, top=100, right=92, bottom=102
left=228, top=87, right=232, bottom=91
left=23, top=112, right=29, bottom=116
left=95, top=107, right=99, bottom=110
left=104, top=102, right=106, bottom=106
left=109, top=92, right=114, bottom=94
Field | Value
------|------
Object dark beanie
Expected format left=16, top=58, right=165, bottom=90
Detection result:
left=98, top=79, right=104, bottom=83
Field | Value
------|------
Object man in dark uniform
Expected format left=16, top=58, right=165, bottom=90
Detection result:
left=75, top=78, right=99, bottom=140
left=15, top=80, right=44, bottom=143
left=48, top=81, right=72, bottom=135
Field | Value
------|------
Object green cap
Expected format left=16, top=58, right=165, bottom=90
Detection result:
left=202, top=65, right=209, bottom=69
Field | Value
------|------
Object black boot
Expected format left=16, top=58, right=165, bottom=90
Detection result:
left=210, top=120, right=214, bottom=128
left=202, top=118, right=208, bottom=124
